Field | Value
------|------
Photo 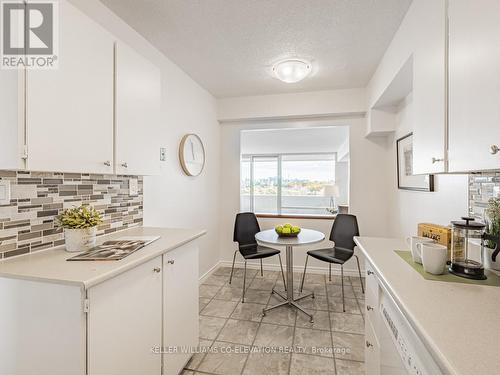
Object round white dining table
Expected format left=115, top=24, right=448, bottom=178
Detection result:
left=255, top=228, right=325, bottom=322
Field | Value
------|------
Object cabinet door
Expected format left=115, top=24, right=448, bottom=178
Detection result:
left=88, top=257, right=163, bottom=375
left=0, top=70, right=24, bottom=170
left=448, top=0, right=500, bottom=172
left=163, top=243, right=199, bottom=375
left=412, top=0, right=447, bottom=174
left=26, top=0, right=114, bottom=173
left=115, top=42, right=161, bottom=175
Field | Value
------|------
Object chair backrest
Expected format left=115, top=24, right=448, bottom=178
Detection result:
left=233, top=212, right=260, bottom=248
left=329, top=214, right=359, bottom=250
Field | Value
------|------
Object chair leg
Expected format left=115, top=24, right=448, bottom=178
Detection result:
left=354, top=255, right=365, bottom=294
left=278, top=254, right=287, bottom=291
left=300, top=255, right=309, bottom=293
left=341, top=265, right=345, bottom=312
left=242, top=261, right=247, bottom=303
left=229, top=250, right=238, bottom=285
left=329, top=263, right=332, bottom=282
left=260, top=259, right=263, bottom=277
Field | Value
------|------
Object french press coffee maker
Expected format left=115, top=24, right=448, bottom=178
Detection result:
left=449, top=217, right=488, bottom=280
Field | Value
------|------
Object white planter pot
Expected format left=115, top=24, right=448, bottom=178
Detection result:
left=64, top=227, right=97, bottom=252
left=484, top=246, right=500, bottom=271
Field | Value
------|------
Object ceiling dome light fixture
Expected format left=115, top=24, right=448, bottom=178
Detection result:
left=272, top=58, right=312, bottom=83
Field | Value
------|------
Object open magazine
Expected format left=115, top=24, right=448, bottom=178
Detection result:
left=67, top=236, right=160, bottom=261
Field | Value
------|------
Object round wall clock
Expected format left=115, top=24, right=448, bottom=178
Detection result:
left=179, top=134, right=206, bottom=176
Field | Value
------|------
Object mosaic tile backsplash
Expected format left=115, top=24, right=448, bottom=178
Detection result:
left=469, top=171, right=500, bottom=220
left=0, top=170, right=143, bottom=259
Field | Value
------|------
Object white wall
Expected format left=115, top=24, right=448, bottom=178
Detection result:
left=70, top=0, right=221, bottom=277
left=241, top=126, right=349, bottom=155
left=220, top=117, right=392, bottom=275
left=217, top=88, right=366, bottom=122
left=387, top=95, right=469, bottom=237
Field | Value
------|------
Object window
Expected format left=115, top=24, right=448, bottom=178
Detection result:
left=240, top=153, right=337, bottom=216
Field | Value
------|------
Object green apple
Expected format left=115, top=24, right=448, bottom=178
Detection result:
left=283, top=223, right=292, bottom=229
left=275, top=225, right=283, bottom=233
left=282, top=227, right=291, bottom=234
left=291, top=226, right=300, bottom=233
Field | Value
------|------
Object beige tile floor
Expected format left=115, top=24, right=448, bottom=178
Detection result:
left=183, top=266, right=366, bottom=375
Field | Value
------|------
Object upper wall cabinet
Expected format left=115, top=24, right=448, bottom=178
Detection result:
left=115, top=43, right=161, bottom=176
left=412, top=0, right=447, bottom=174
left=26, top=0, right=115, bottom=174
left=448, top=0, right=500, bottom=172
left=0, top=70, right=24, bottom=170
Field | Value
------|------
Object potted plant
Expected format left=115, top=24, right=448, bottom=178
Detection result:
left=57, top=205, right=103, bottom=252
left=484, top=195, right=500, bottom=270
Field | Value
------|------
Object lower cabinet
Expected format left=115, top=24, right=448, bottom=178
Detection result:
left=163, top=243, right=200, bottom=374
left=87, top=256, right=163, bottom=375
left=0, top=241, right=199, bottom=375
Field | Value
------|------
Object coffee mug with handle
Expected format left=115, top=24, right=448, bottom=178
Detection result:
left=406, top=236, right=435, bottom=264
left=418, top=242, right=448, bottom=275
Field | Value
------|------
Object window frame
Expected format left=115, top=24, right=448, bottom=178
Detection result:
left=241, top=152, right=337, bottom=217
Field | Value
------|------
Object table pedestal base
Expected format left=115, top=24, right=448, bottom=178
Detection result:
left=262, top=244, right=315, bottom=323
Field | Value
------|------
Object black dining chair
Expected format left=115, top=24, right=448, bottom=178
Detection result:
left=299, top=214, right=364, bottom=312
left=231, top=212, right=287, bottom=303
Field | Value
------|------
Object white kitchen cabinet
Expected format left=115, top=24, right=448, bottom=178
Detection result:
left=0, top=70, right=25, bottom=170
left=87, top=256, right=163, bottom=375
left=412, top=0, right=448, bottom=174
left=26, top=0, right=114, bottom=174
left=163, top=243, right=199, bottom=374
left=448, top=0, right=500, bottom=172
left=115, top=42, right=161, bottom=175
left=0, top=232, right=201, bottom=375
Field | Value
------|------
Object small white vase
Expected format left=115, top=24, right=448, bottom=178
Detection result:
left=64, top=227, right=97, bottom=252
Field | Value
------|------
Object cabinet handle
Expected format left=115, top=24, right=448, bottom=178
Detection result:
left=153, top=267, right=161, bottom=273
left=490, top=145, right=499, bottom=155
left=167, top=260, right=175, bottom=265
left=121, top=162, right=128, bottom=168
left=103, top=161, right=111, bottom=167
left=366, top=305, right=374, bottom=311
left=431, top=157, right=444, bottom=164
left=367, top=270, right=374, bottom=276
left=366, top=340, right=373, bottom=348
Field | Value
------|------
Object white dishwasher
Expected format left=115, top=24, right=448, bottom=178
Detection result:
left=378, top=289, right=443, bottom=375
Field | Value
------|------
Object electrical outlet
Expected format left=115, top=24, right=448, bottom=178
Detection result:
left=0, top=180, right=11, bottom=205
left=160, top=147, right=166, bottom=162
left=129, top=179, right=139, bottom=196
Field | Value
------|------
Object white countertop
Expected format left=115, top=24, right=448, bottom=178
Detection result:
left=0, top=227, right=206, bottom=289
left=354, top=236, right=500, bottom=375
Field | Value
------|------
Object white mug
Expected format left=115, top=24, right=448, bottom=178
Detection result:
left=418, top=243, right=448, bottom=275
left=406, top=236, right=435, bottom=264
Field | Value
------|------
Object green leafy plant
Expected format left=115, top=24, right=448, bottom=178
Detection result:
left=486, top=195, right=500, bottom=248
left=57, top=205, right=102, bottom=229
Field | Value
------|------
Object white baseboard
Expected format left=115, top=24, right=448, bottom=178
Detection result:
left=198, top=261, right=221, bottom=284
left=217, top=259, right=365, bottom=278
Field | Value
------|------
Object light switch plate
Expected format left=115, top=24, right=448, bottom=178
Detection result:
left=160, top=147, right=167, bottom=162
left=129, top=179, right=139, bottom=196
left=0, top=180, right=11, bottom=205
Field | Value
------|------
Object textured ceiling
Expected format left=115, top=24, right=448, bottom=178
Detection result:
left=100, top=0, right=412, bottom=98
